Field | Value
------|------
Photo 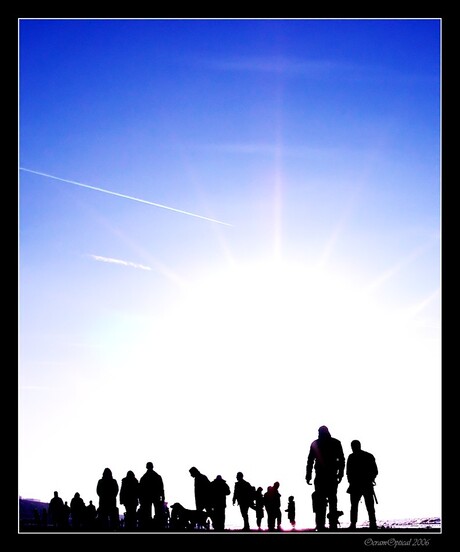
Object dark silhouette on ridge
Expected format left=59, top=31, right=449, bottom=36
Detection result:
left=346, top=439, right=378, bottom=530
left=120, top=470, right=140, bottom=530
left=306, top=425, right=345, bottom=531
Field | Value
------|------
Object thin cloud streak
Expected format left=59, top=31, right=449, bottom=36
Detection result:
left=199, top=55, right=437, bottom=82
left=200, top=56, right=339, bottom=75
left=89, top=254, right=152, bottom=271
left=19, top=168, right=232, bottom=227
left=191, top=142, right=376, bottom=160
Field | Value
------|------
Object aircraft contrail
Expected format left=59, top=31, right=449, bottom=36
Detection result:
left=19, top=167, right=232, bottom=226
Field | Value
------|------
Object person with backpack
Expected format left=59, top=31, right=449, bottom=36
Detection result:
left=306, top=425, right=345, bottom=531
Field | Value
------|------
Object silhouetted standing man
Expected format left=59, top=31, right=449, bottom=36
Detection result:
left=306, top=425, right=345, bottom=531
left=48, top=491, right=65, bottom=529
left=210, top=474, right=231, bottom=531
left=70, top=492, right=86, bottom=530
left=96, top=467, right=119, bottom=530
left=120, top=470, right=140, bottom=530
left=62, top=501, right=71, bottom=528
left=232, top=471, right=255, bottom=531
left=189, top=467, right=213, bottom=519
left=86, top=500, right=97, bottom=529
left=263, top=486, right=277, bottom=531
left=346, top=440, right=378, bottom=530
left=139, top=462, right=165, bottom=530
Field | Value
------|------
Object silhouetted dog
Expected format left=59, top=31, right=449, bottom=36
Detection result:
left=327, top=510, right=344, bottom=527
left=169, top=503, right=210, bottom=531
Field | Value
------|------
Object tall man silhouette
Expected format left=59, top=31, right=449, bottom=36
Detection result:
left=346, top=440, right=378, bottom=530
left=306, top=425, right=345, bottom=531
left=189, top=467, right=213, bottom=520
left=232, top=471, right=255, bottom=531
left=139, top=461, right=165, bottom=529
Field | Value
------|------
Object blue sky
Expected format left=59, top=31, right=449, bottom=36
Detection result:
left=19, top=18, right=441, bottom=530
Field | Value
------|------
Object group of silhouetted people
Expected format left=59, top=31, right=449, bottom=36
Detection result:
left=306, top=425, right=378, bottom=531
left=45, top=463, right=167, bottom=532
left=185, top=467, right=294, bottom=532
left=27, top=424, right=378, bottom=532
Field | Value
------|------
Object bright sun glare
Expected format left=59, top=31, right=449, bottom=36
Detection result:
left=106, top=257, right=421, bottom=419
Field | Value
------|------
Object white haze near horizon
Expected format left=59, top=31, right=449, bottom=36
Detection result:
left=19, top=260, right=441, bottom=530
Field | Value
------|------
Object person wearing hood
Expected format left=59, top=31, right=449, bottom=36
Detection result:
left=306, top=425, right=345, bottom=531
left=120, top=470, right=140, bottom=530
left=210, top=474, right=231, bottom=531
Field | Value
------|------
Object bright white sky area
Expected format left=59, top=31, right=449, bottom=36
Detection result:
left=18, top=18, right=441, bottom=530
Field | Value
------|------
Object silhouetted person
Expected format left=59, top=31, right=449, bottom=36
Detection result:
left=48, top=491, right=65, bottom=529
left=62, top=501, right=71, bottom=528
left=97, top=467, right=119, bottom=530
left=285, top=496, right=296, bottom=529
left=210, top=474, right=231, bottom=531
left=346, top=439, right=378, bottom=530
left=306, top=425, right=345, bottom=530
left=255, top=487, right=265, bottom=530
left=273, top=481, right=282, bottom=530
left=264, top=486, right=278, bottom=531
left=189, top=467, right=213, bottom=518
left=232, top=471, right=255, bottom=531
left=86, top=500, right=97, bottom=530
left=120, top=470, right=140, bottom=530
left=70, top=492, right=86, bottom=530
left=139, top=462, right=165, bottom=530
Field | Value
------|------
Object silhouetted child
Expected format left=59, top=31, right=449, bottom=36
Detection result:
left=254, top=487, right=265, bottom=530
left=285, top=495, right=296, bottom=529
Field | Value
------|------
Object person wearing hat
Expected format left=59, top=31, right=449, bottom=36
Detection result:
left=306, top=425, right=345, bottom=531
